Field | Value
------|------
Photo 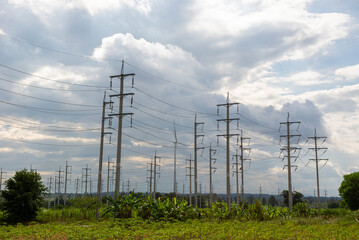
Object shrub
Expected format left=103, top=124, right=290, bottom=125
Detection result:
left=292, top=202, right=310, bottom=217
left=339, top=172, right=359, bottom=210
left=1, top=169, right=47, bottom=224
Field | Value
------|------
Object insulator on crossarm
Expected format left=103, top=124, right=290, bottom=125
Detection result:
left=130, top=116, right=133, bottom=127
left=110, top=79, right=112, bottom=90
left=217, top=107, right=219, bottom=116
left=131, top=96, right=133, bottom=107
left=132, top=76, right=134, bottom=87
left=217, top=136, right=219, bottom=146
left=217, top=122, right=219, bottom=131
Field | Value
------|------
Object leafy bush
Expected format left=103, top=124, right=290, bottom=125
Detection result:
left=339, top=171, right=359, bottom=210
left=292, top=202, right=311, bottom=217
left=103, top=193, right=197, bottom=221
left=1, top=169, right=47, bottom=224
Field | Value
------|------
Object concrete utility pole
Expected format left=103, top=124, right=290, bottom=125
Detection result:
left=64, top=161, right=72, bottom=206
left=199, top=183, right=202, bottom=208
left=96, top=92, right=114, bottom=219
left=0, top=168, right=5, bottom=191
left=173, top=121, right=177, bottom=197
left=186, top=155, right=194, bottom=205
left=171, top=120, right=187, bottom=199
left=47, top=177, right=53, bottom=209
left=147, top=158, right=153, bottom=195
left=209, top=143, right=217, bottom=206
left=324, top=190, right=328, bottom=208
left=106, top=158, right=114, bottom=206
left=82, top=164, right=91, bottom=196
left=194, top=114, right=205, bottom=208
left=217, top=93, right=239, bottom=208
left=239, top=132, right=251, bottom=203
left=54, top=174, right=57, bottom=206
left=108, top=60, right=135, bottom=200
left=75, top=178, right=80, bottom=198
left=153, top=151, right=161, bottom=199
left=280, top=113, right=301, bottom=212
left=56, top=167, right=64, bottom=206
left=233, top=149, right=240, bottom=205
left=308, top=129, right=328, bottom=217
left=127, top=179, right=130, bottom=194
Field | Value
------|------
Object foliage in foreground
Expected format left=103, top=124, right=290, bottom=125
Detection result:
left=1, top=169, right=47, bottom=224
left=1, top=216, right=359, bottom=239
left=339, top=171, right=359, bottom=210
left=103, top=194, right=197, bottom=221
left=102, top=194, right=332, bottom=222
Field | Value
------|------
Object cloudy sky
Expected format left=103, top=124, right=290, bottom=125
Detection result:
left=0, top=0, right=358, bottom=197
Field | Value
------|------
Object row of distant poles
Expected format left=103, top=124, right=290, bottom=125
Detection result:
left=95, top=61, right=328, bottom=219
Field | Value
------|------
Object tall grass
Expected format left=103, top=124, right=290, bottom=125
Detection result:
left=36, top=207, right=98, bottom=222
left=34, top=194, right=351, bottom=223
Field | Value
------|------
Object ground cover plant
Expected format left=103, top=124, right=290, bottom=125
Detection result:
left=1, top=216, right=359, bottom=239
left=0, top=194, right=357, bottom=239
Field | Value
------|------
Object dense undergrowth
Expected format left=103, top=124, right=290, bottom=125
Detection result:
left=0, top=194, right=358, bottom=239
left=30, top=194, right=353, bottom=223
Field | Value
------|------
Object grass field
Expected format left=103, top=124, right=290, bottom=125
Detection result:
left=0, top=216, right=358, bottom=239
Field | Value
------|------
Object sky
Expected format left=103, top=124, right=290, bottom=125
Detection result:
left=0, top=0, right=358, bottom=197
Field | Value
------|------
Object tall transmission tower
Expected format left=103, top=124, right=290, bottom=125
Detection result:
left=209, top=143, right=217, bottom=206
left=194, top=114, right=205, bottom=208
left=280, top=113, right=301, bottom=212
left=64, top=161, right=72, bottom=206
left=308, top=129, right=328, bottom=217
left=186, top=155, right=194, bottom=205
left=108, top=60, right=135, bottom=200
left=217, top=93, right=239, bottom=207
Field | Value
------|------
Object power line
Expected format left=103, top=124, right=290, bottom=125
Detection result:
left=0, top=63, right=106, bottom=88
left=0, top=115, right=98, bottom=130
left=0, top=99, right=100, bottom=115
left=133, top=86, right=215, bottom=116
left=0, top=86, right=101, bottom=107
left=0, top=136, right=99, bottom=146
left=0, top=75, right=105, bottom=92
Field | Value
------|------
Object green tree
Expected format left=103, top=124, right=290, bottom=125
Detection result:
left=338, top=171, right=359, bottom=210
left=268, top=195, right=276, bottom=206
left=1, top=169, right=47, bottom=223
left=281, top=190, right=303, bottom=207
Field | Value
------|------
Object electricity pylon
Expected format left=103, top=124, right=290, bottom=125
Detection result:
left=308, top=129, right=328, bottom=217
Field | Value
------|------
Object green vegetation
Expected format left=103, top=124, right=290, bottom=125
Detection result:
left=0, top=191, right=357, bottom=239
left=1, top=169, right=47, bottom=224
left=339, top=171, right=359, bottom=210
left=0, top=216, right=358, bottom=239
